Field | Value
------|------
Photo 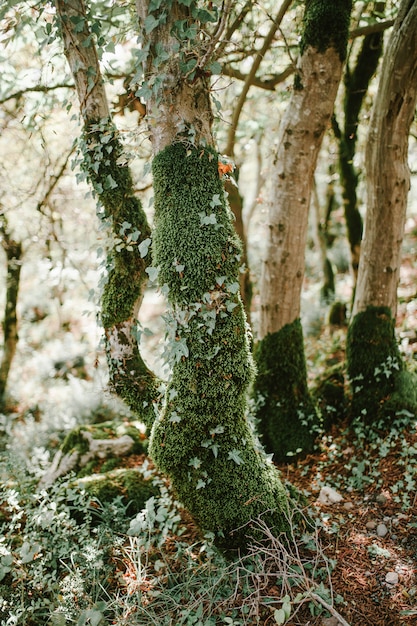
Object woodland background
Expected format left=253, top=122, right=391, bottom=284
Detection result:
left=0, top=1, right=417, bottom=625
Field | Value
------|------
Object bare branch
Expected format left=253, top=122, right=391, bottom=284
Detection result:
left=222, top=63, right=294, bottom=91
left=0, top=83, right=74, bottom=106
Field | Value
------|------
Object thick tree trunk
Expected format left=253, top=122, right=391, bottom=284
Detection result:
left=136, top=0, right=290, bottom=550
left=55, top=0, right=158, bottom=428
left=0, top=220, right=22, bottom=406
left=347, top=0, right=417, bottom=424
left=253, top=0, right=352, bottom=460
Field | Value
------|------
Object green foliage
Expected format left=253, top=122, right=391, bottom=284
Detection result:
left=253, top=319, right=321, bottom=462
left=0, top=471, right=125, bottom=625
left=347, top=306, right=417, bottom=425
left=301, top=0, right=352, bottom=61
left=78, top=468, right=159, bottom=516
left=149, top=143, right=289, bottom=550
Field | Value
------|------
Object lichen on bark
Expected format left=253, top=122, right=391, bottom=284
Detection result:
left=148, top=143, right=289, bottom=550
left=252, top=319, right=321, bottom=462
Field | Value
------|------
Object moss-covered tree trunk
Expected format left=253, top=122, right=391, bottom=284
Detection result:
left=0, top=216, right=22, bottom=407
left=253, top=0, right=352, bottom=461
left=136, top=0, right=289, bottom=550
left=333, top=2, right=384, bottom=292
left=55, top=0, right=158, bottom=429
left=347, top=0, right=417, bottom=424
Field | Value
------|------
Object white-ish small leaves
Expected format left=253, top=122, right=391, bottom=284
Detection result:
left=169, top=411, right=181, bottom=424
left=136, top=237, right=150, bottom=257
left=188, top=457, right=202, bottom=469
left=145, top=266, right=160, bottom=282
left=228, top=449, right=244, bottom=465
left=274, top=595, right=292, bottom=624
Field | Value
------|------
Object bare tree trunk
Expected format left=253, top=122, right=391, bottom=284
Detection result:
left=352, top=0, right=417, bottom=318
left=54, top=0, right=158, bottom=428
left=253, top=0, right=352, bottom=461
left=347, top=0, right=417, bottom=424
left=0, top=215, right=22, bottom=407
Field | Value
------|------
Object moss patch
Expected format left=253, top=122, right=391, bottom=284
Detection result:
left=253, top=319, right=321, bottom=462
left=149, top=143, right=290, bottom=551
left=77, top=468, right=159, bottom=515
left=347, top=306, right=417, bottom=424
left=81, top=119, right=159, bottom=429
left=301, top=0, right=352, bottom=61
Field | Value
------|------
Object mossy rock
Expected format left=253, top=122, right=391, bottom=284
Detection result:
left=40, top=421, right=148, bottom=488
left=253, top=319, right=321, bottom=462
left=76, top=468, right=159, bottom=516
left=347, top=306, right=417, bottom=425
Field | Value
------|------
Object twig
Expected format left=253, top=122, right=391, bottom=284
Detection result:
left=309, top=592, right=351, bottom=626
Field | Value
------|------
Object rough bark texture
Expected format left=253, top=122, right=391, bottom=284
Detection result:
left=352, top=0, right=417, bottom=317
left=136, top=0, right=290, bottom=550
left=348, top=0, right=417, bottom=425
left=259, top=44, right=346, bottom=335
left=55, top=0, right=158, bottom=429
left=334, top=4, right=384, bottom=289
left=254, top=0, right=352, bottom=458
left=0, top=222, right=22, bottom=406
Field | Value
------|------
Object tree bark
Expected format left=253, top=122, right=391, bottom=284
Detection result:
left=0, top=217, right=22, bottom=406
left=253, top=0, right=352, bottom=460
left=136, top=0, right=290, bottom=550
left=352, top=0, right=417, bottom=318
left=347, top=0, right=417, bottom=424
left=54, top=0, right=158, bottom=428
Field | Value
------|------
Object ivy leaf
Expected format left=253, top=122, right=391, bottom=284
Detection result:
left=169, top=411, right=181, bottom=423
left=189, top=457, right=202, bottom=469
left=145, top=266, right=159, bottom=282
left=228, top=449, right=244, bottom=465
left=200, top=213, right=217, bottom=226
left=196, top=479, right=206, bottom=490
left=139, top=237, right=151, bottom=258
left=144, top=14, right=160, bottom=33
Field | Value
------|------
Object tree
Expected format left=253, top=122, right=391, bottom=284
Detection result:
left=0, top=213, right=22, bottom=407
left=54, top=0, right=159, bottom=430
left=333, top=1, right=385, bottom=293
left=347, top=0, right=417, bottom=424
left=135, top=0, right=290, bottom=550
left=252, top=0, right=352, bottom=461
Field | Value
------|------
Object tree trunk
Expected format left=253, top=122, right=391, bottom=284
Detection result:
left=54, top=0, right=159, bottom=429
left=253, top=0, right=352, bottom=461
left=136, top=0, right=290, bottom=550
left=0, top=218, right=22, bottom=407
left=334, top=2, right=384, bottom=292
left=347, top=0, right=417, bottom=424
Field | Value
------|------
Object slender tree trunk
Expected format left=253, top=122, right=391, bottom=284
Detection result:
left=54, top=0, right=158, bottom=428
left=333, top=2, right=385, bottom=292
left=253, top=0, right=352, bottom=461
left=136, top=0, right=290, bottom=551
left=0, top=217, right=22, bottom=407
left=347, top=0, right=417, bottom=424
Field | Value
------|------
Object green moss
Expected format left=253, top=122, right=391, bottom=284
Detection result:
left=312, top=364, right=346, bottom=429
left=252, top=320, right=321, bottom=462
left=78, top=469, right=158, bottom=515
left=149, top=143, right=290, bottom=551
left=301, top=0, right=352, bottom=61
left=81, top=119, right=159, bottom=429
left=347, top=306, right=417, bottom=424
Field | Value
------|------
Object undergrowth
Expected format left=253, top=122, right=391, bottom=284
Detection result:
left=0, top=445, right=344, bottom=626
